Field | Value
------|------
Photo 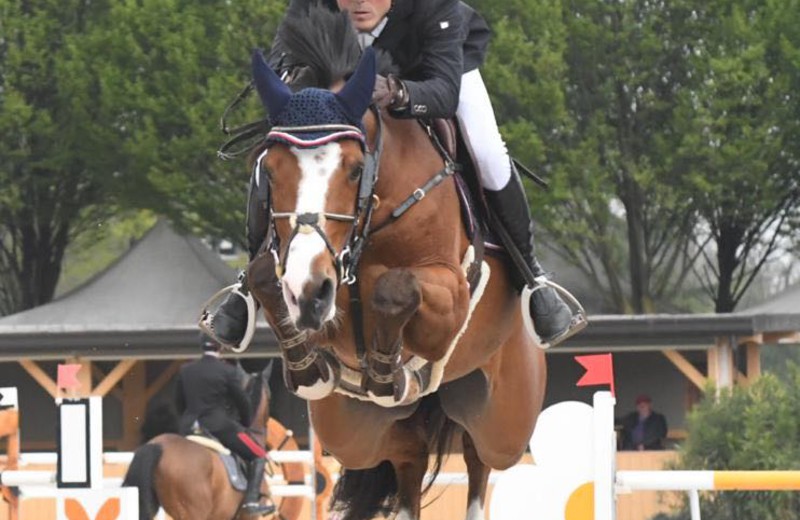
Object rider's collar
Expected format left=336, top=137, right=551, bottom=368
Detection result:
left=357, top=17, right=389, bottom=49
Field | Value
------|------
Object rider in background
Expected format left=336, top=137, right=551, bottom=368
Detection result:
left=175, top=334, right=272, bottom=515
left=204, top=0, right=584, bottom=350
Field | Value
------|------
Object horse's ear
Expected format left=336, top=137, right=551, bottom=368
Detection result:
left=337, top=47, right=377, bottom=120
left=252, top=48, right=292, bottom=116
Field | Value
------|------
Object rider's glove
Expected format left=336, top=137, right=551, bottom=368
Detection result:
left=372, top=74, right=409, bottom=110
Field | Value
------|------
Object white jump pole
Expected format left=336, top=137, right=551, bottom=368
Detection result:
left=593, top=391, right=616, bottom=520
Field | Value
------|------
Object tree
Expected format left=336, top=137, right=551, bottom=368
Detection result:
left=674, top=0, right=800, bottom=312
left=0, top=0, right=284, bottom=315
left=86, top=0, right=286, bottom=244
left=475, top=0, right=799, bottom=313
left=0, top=0, right=119, bottom=314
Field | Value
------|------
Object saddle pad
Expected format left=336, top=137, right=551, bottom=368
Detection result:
left=219, top=452, right=248, bottom=492
left=186, top=435, right=247, bottom=492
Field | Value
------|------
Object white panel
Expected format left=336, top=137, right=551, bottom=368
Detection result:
left=0, top=387, right=18, bottom=409
left=59, top=402, right=88, bottom=485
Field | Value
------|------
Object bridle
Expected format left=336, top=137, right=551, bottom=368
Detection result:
left=260, top=120, right=383, bottom=287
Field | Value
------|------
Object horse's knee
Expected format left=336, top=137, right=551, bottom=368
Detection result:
left=372, top=269, right=421, bottom=320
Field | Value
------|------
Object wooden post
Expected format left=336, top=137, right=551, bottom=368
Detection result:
left=121, top=361, right=147, bottom=450
left=746, top=343, right=762, bottom=381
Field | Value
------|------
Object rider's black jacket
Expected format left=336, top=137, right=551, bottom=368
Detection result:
left=280, top=0, right=491, bottom=119
left=175, top=354, right=252, bottom=434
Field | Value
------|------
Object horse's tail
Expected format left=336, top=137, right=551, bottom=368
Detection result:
left=330, top=396, right=457, bottom=520
left=331, top=461, right=396, bottom=520
left=421, top=395, right=458, bottom=498
left=122, top=443, right=163, bottom=520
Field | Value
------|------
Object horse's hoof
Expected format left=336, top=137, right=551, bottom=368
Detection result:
left=283, top=350, right=340, bottom=400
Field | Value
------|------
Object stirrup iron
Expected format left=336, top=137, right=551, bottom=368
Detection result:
left=198, top=283, right=257, bottom=353
left=521, top=278, right=588, bottom=350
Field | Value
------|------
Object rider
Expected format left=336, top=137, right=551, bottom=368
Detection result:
left=175, top=334, right=272, bottom=515
left=203, top=0, right=584, bottom=350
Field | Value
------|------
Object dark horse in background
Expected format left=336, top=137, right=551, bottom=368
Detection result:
left=123, top=365, right=273, bottom=520
left=246, top=7, right=546, bottom=520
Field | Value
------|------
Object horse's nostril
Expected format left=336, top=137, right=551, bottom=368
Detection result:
left=316, top=278, right=334, bottom=304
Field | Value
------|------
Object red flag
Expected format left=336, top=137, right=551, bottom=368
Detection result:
left=57, top=364, right=82, bottom=391
left=575, top=353, right=615, bottom=397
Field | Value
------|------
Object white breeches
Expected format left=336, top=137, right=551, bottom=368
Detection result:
left=456, top=69, right=511, bottom=191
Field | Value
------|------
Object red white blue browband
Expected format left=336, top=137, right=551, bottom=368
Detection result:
left=266, top=124, right=366, bottom=149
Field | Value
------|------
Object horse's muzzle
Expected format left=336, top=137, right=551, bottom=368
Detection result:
left=295, top=276, right=335, bottom=331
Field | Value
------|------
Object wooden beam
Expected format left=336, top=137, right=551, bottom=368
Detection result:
left=145, top=361, right=183, bottom=402
left=737, top=333, right=763, bottom=346
left=764, top=331, right=800, bottom=344
left=19, top=360, right=58, bottom=398
left=662, top=350, right=708, bottom=391
left=92, top=359, right=137, bottom=397
left=91, top=365, right=124, bottom=400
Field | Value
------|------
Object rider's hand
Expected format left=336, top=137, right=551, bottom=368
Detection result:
left=372, top=75, right=409, bottom=110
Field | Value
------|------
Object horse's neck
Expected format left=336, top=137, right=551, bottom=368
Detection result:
left=242, top=373, right=269, bottom=429
left=365, top=112, right=461, bottom=236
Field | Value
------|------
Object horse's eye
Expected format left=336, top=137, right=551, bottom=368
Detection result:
left=349, top=165, right=364, bottom=182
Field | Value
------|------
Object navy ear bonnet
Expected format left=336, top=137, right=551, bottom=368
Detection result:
left=252, top=47, right=377, bottom=149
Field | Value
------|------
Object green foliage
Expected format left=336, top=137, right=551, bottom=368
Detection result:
left=667, top=370, right=800, bottom=519
left=474, top=0, right=799, bottom=314
left=672, top=0, right=800, bottom=312
left=0, top=0, right=285, bottom=315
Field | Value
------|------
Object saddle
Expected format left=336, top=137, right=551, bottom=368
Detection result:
left=427, top=118, right=504, bottom=257
left=186, top=428, right=248, bottom=492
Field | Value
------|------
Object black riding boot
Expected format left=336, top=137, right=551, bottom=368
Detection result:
left=208, top=273, right=252, bottom=347
left=204, top=168, right=270, bottom=349
left=484, top=167, right=576, bottom=346
left=240, top=458, right=274, bottom=515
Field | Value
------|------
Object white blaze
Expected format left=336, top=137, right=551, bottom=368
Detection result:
left=282, top=143, right=342, bottom=322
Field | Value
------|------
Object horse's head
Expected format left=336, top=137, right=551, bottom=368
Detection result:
left=252, top=48, right=376, bottom=331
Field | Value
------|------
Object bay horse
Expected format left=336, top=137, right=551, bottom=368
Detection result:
left=123, top=365, right=274, bottom=520
left=246, top=8, right=546, bottom=520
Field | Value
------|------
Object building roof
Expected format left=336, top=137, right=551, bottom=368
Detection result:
left=740, top=283, right=800, bottom=316
left=0, top=220, right=277, bottom=360
left=0, top=221, right=796, bottom=360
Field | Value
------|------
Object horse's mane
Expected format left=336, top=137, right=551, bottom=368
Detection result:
left=277, top=2, right=398, bottom=89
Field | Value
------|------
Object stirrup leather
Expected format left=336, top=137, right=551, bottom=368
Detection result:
left=521, top=278, right=588, bottom=350
left=198, top=283, right=257, bottom=353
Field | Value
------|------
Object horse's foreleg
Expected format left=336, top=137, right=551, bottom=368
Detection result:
left=248, top=253, right=339, bottom=400
left=366, top=265, right=468, bottom=404
left=463, top=432, right=490, bottom=520
left=365, top=269, right=422, bottom=402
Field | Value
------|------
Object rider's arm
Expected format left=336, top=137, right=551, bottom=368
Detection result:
left=392, top=0, right=464, bottom=119
left=226, top=370, right=253, bottom=427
